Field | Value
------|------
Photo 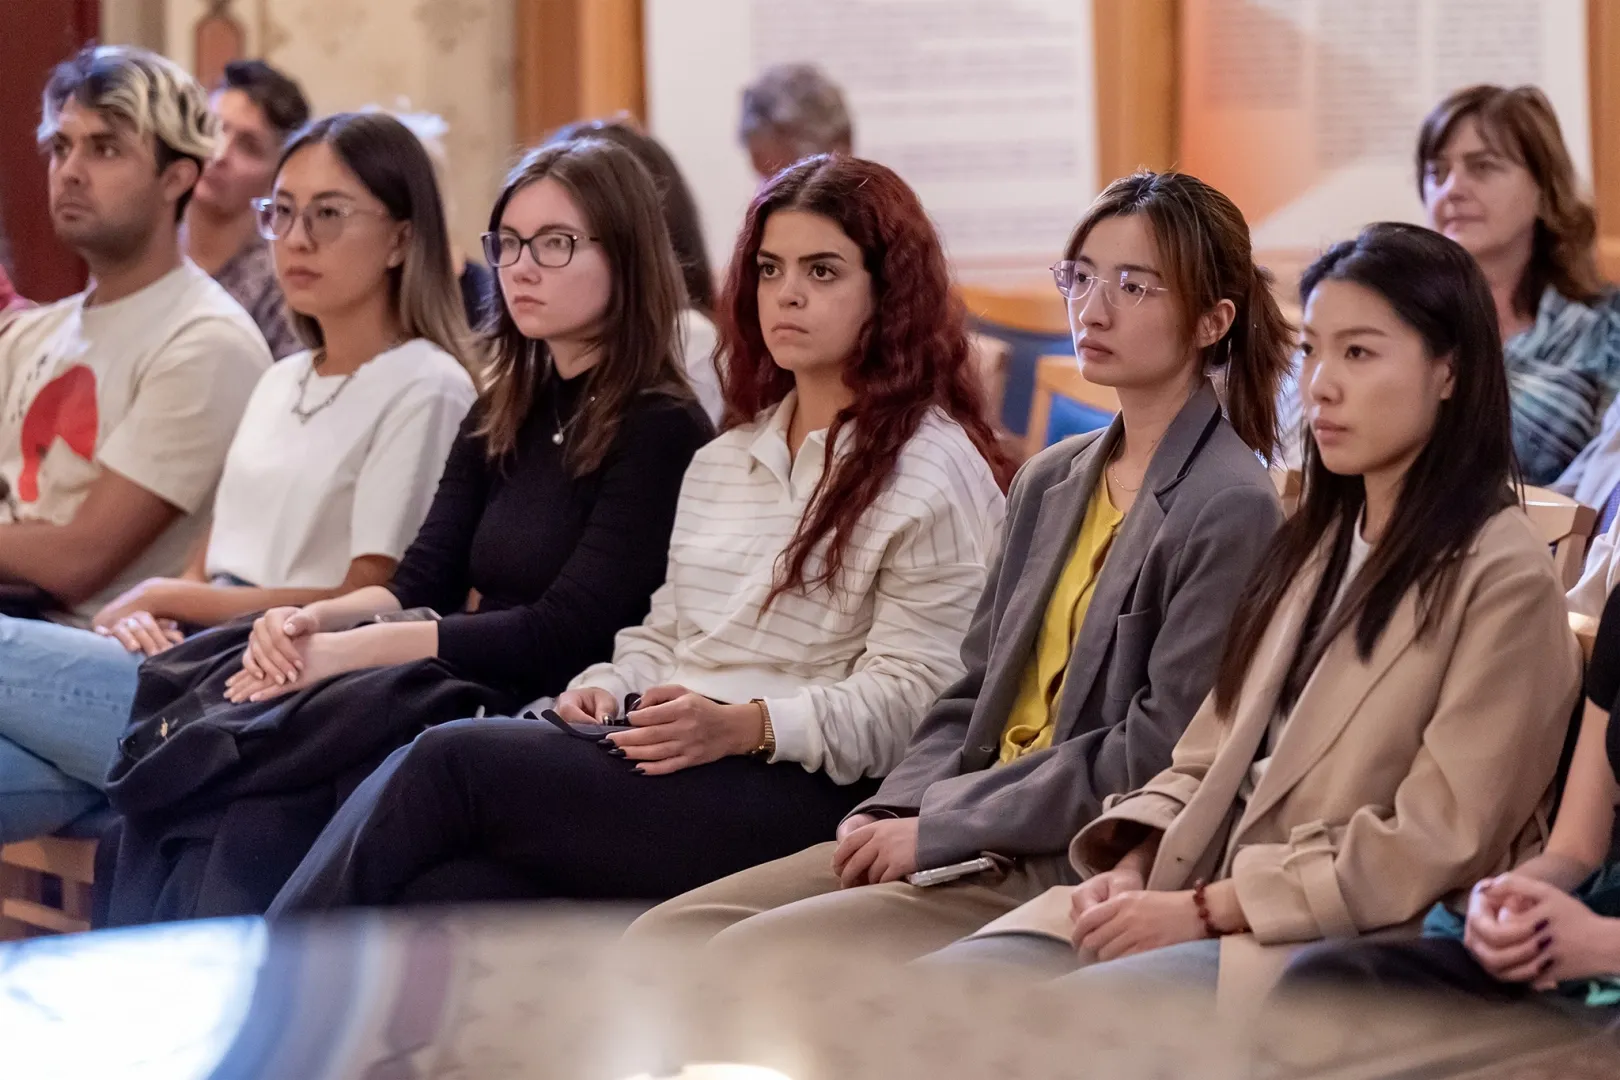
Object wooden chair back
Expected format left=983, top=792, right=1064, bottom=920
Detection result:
left=0, top=836, right=96, bottom=937
left=1024, top=354, right=1120, bottom=459
left=1523, top=486, right=1599, bottom=590
left=1270, top=467, right=1302, bottom=517
left=968, top=332, right=1012, bottom=433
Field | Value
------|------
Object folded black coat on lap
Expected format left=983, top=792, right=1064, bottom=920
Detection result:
left=93, top=618, right=518, bottom=927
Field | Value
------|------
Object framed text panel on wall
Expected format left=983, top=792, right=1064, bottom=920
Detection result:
left=1179, top=0, right=1591, bottom=284
left=644, top=0, right=1100, bottom=280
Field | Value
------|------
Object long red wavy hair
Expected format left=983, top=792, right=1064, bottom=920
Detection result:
left=718, top=155, right=1014, bottom=606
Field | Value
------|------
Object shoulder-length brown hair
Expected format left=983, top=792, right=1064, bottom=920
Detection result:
left=1063, top=171, right=1293, bottom=459
left=720, top=155, right=1012, bottom=607
left=476, top=138, right=693, bottom=472
left=1417, top=84, right=1606, bottom=317
left=277, top=112, right=475, bottom=372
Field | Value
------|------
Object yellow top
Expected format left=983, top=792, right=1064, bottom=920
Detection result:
left=998, top=480, right=1125, bottom=763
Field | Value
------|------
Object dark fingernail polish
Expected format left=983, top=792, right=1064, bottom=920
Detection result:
left=1537, top=935, right=1553, bottom=952
left=1534, top=918, right=1550, bottom=933
left=606, top=747, right=626, bottom=758
left=633, top=765, right=646, bottom=775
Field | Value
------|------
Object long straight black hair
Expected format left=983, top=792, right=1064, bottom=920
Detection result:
left=1213, top=222, right=1518, bottom=714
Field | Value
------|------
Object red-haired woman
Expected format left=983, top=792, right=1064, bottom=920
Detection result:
left=266, top=156, right=1011, bottom=911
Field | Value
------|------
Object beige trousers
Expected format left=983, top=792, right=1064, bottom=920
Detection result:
left=625, top=841, right=1067, bottom=964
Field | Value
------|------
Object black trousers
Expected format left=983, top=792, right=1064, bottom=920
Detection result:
left=266, top=717, right=878, bottom=914
left=1285, top=936, right=1530, bottom=1002
left=1282, top=936, right=1620, bottom=1025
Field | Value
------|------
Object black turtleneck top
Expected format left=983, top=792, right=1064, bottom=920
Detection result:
left=386, top=371, right=713, bottom=701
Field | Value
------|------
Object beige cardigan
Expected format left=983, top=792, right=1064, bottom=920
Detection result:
left=976, top=507, right=1581, bottom=998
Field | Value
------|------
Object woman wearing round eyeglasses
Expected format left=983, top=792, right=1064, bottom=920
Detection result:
left=623, top=171, right=1292, bottom=963
left=219, top=135, right=713, bottom=742
left=0, top=111, right=480, bottom=843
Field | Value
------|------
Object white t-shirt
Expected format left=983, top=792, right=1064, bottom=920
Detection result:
left=206, top=339, right=477, bottom=589
left=0, top=261, right=270, bottom=621
left=680, top=307, right=723, bottom=427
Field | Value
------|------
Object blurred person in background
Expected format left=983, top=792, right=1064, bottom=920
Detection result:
left=383, top=108, right=497, bottom=332
left=738, top=63, right=854, bottom=181
left=0, top=203, right=31, bottom=319
left=550, top=117, right=722, bottom=425
left=1419, top=86, right=1620, bottom=489
left=1277, top=86, right=1618, bottom=483
left=0, top=266, right=26, bottom=320
left=186, top=59, right=311, bottom=359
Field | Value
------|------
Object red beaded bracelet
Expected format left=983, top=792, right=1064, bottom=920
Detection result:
left=1193, top=880, right=1220, bottom=938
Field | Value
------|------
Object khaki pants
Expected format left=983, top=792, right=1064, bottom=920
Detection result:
left=626, top=841, right=1069, bottom=964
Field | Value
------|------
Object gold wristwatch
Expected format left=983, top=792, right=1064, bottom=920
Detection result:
left=750, top=698, right=776, bottom=758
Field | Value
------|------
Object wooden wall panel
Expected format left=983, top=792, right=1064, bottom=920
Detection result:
left=1589, top=0, right=1620, bottom=279
left=514, top=0, right=644, bottom=146
left=1092, top=0, right=1179, bottom=183
left=515, top=0, right=581, bottom=143
left=579, top=0, right=645, bottom=120
left=0, top=0, right=101, bottom=303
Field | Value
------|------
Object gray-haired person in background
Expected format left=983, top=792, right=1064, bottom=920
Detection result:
left=738, top=63, right=854, bottom=180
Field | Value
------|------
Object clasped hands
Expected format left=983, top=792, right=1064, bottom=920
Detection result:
left=224, top=606, right=331, bottom=703
left=1064, top=867, right=1220, bottom=961
left=1463, top=872, right=1619, bottom=989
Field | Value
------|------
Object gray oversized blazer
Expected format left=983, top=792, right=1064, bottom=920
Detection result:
left=855, top=382, right=1284, bottom=874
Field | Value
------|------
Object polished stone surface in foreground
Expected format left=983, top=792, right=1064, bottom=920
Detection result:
left=4, top=908, right=1618, bottom=1079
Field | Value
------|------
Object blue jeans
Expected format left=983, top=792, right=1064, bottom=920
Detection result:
left=0, top=615, right=144, bottom=841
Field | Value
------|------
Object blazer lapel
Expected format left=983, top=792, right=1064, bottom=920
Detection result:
left=1149, top=565, right=1315, bottom=888
left=1233, top=569, right=1423, bottom=836
left=1052, top=385, right=1223, bottom=738
left=981, top=423, right=1117, bottom=702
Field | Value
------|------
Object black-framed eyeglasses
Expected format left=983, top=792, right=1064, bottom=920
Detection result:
left=1051, top=260, right=1170, bottom=309
left=482, top=229, right=600, bottom=269
left=253, top=197, right=390, bottom=245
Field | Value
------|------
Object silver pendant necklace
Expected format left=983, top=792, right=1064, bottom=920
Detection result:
left=551, top=389, right=594, bottom=445
left=292, top=350, right=359, bottom=425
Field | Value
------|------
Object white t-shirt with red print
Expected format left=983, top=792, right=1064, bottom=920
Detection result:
left=0, top=261, right=270, bottom=622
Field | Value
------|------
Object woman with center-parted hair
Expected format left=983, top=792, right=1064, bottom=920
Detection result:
left=263, top=155, right=1012, bottom=912
left=923, top=223, right=1580, bottom=1000
left=1277, top=85, right=1620, bottom=485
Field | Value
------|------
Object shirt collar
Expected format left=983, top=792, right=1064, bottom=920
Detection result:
left=747, top=390, right=837, bottom=490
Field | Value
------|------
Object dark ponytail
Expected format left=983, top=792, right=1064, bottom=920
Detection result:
left=1220, top=261, right=1293, bottom=460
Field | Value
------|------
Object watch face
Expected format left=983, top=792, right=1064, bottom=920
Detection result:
left=374, top=607, right=440, bottom=624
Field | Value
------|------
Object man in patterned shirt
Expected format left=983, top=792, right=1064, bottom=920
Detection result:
left=183, top=59, right=310, bottom=359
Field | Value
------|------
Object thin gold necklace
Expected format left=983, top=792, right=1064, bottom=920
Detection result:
left=1107, top=430, right=1165, bottom=494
